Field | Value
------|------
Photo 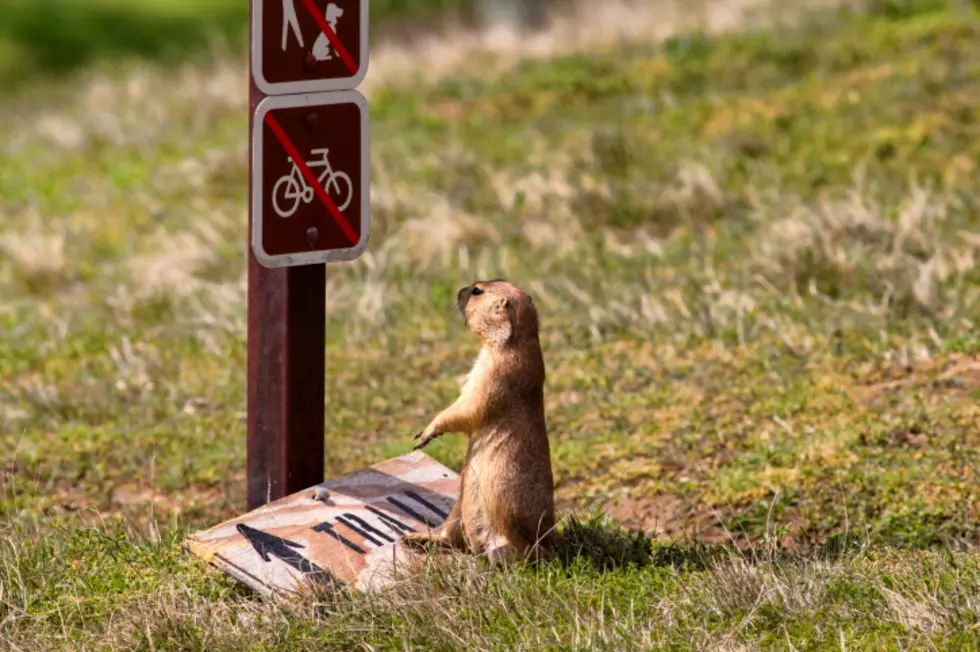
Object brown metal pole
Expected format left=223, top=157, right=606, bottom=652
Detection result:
left=247, top=16, right=327, bottom=512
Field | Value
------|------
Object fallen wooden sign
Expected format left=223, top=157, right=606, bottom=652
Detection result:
left=186, top=451, right=460, bottom=596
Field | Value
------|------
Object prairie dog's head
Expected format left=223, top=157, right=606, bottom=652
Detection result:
left=456, top=279, right=539, bottom=346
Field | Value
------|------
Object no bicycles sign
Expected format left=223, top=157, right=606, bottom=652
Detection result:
left=250, top=0, right=370, bottom=268
left=252, top=92, right=369, bottom=267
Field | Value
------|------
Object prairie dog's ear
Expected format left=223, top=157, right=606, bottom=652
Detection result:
left=485, top=296, right=512, bottom=344
left=491, top=296, right=509, bottom=315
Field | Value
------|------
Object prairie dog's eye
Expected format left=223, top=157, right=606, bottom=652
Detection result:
left=471, top=287, right=485, bottom=296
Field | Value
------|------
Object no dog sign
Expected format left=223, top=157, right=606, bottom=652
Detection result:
left=252, top=0, right=369, bottom=94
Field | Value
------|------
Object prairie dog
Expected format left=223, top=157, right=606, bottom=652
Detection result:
left=403, top=280, right=556, bottom=562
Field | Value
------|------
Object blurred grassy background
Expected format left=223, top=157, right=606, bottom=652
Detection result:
left=0, top=0, right=561, bottom=92
left=2, top=0, right=957, bottom=91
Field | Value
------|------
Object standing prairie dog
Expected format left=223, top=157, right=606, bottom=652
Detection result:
left=403, top=280, right=556, bottom=562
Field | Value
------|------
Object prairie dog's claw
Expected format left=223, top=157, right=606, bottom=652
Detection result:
left=401, top=532, right=436, bottom=551
left=413, top=432, right=435, bottom=451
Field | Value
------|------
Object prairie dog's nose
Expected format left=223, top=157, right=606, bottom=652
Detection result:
left=457, top=285, right=472, bottom=316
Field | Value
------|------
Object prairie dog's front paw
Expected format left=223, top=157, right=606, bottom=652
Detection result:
left=401, top=532, right=437, bottom=549
left=412, top=426, right=439, bottom=450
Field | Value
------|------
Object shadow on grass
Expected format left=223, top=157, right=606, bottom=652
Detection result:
left=552, top=513, right=725, bottom=572
left=550, top=513, right=886, bottom=574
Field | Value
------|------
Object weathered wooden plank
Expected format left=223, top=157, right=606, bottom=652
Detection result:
left=186, top=451, right=460, bottom=596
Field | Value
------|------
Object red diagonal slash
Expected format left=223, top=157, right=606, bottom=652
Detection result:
left=265, top=112, right=358, bottom=247
left=300, top=0, right=358, bottom=76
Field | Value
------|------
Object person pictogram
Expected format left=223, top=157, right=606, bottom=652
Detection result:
left=281, top=0, right=305, bottom=52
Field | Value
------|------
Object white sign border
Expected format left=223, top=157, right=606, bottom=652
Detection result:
left=252, top=0, right=370, bottom=95
left=251, top=90, right=371, bottom=269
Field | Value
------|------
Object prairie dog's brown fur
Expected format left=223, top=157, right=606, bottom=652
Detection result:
left=403, top=280, right=556, bottom=562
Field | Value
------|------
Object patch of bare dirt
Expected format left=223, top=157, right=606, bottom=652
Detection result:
left=601, top=493, right=814, bottom=551
left=858, top=353, right=980, bottom=407
left=602, top=493, right=734, bottom=544
left=935, top=354, right=980, bottom=390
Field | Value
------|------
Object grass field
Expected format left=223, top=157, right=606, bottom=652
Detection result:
left=3, top=0, right=980, bottom=648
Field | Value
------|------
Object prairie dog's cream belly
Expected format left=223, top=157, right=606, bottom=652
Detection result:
left=461, top=432, right=526, bottom=553
left=461, top=348, right=490, bottom=394
left=460, top=443, right=493, bottom=552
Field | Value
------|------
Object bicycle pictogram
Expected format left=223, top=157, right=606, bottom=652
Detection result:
left=272, top=148, right=354, bottom=218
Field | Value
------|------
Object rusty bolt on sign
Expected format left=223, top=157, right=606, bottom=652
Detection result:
left=306, top=226, right=319, bottom=247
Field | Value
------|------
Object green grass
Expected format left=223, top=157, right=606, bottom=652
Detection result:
left=4, top=516, right=980, bottom=649
left=3, top=0, right=980, bottom=648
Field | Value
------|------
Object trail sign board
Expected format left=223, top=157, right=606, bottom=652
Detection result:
left=252, top=0, right=369, bottom=95
left=188, top=452, right=460, bottom=596
left=251, top=90, right=370, bottom=268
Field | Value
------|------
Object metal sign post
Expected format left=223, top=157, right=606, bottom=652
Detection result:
left=246, top=0, right=370, bottom=511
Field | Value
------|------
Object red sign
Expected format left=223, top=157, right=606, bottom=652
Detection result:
left=251, top=91, right=369, bottom=268
left=252, top=0, right=368, bottom=94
